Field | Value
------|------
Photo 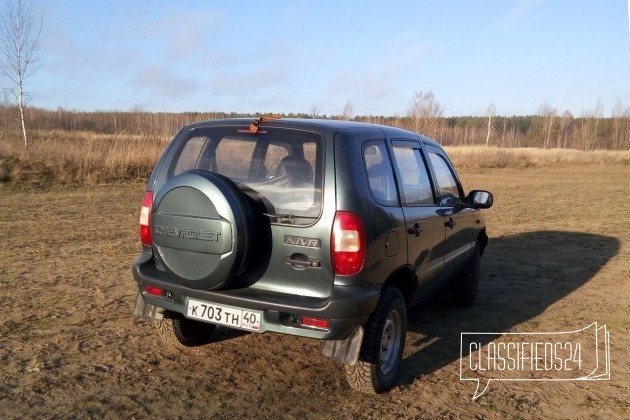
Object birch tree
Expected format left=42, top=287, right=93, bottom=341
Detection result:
left=485, top=103, right=496, bottom=147
left=557, top=110, right=573, bottom=149
left=537, top=102, right=557, bottom=149
left=408, top=90, right=443, bottom=137
left=0, top=0, right=42, bottom=149
left=611, top=99, right=624, bottom=149
left=341, top=100, right=354, bottom=121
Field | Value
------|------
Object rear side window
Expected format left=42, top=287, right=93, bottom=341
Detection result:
left=428, top=152, right=463, bottom=206
left=168, top=127, right=323, bottom=224
left=363, top=142, right=398, bottom=206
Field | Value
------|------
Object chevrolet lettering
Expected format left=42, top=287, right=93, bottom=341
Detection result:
left=154, top=225, right=222, bottom=242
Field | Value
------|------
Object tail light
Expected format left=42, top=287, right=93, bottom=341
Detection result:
left=331, top=211, right=366, bottom=276
left=140, top=191, right=153, bottom=246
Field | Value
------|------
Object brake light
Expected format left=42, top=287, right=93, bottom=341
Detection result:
left=140, top=191, right=153, bottom=246
left=331, top=211, right=366, bottom=276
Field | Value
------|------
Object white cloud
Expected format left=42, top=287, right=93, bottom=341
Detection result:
left=326, top=36, right=431, bottom=113
left=130, top=65, right=204, bottom=98
left=499, top=0, right=545, bottom=28
left=209, top=46, right=295, bottom=98
left=127, top=8, right=226, bottom=60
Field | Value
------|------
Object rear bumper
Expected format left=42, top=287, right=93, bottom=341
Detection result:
left=131, top=254, right=381, bottom=340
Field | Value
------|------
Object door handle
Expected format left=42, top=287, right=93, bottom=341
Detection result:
left=284, top=256, right=321, bottom=268
left=407, top=223, right=422, bottom=237
left=444, top=218, right=456, bottom=229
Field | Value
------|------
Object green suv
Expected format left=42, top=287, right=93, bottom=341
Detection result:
left=132, top=118, right=493, bottom=393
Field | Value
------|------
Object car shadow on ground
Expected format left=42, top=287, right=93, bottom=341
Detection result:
left=399, top=230, right=620, bottom=385
left=207, top=326, right=251, bottom=343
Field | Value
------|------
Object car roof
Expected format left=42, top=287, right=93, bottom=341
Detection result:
left=186, top=118, right=442, bottom=148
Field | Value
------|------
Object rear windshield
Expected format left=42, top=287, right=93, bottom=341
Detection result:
left=168, top=126, right=323, bottom=224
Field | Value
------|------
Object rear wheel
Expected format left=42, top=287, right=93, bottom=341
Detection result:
left=156, top=312, right=216, bottom=347
left=345, top=287, right=407, bottom=394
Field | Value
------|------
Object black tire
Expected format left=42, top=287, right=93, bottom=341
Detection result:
left=156, top=312, right=216, bottom=347
left=344, top=287, right=407, bottom=394
left=452, top=241, right=481, bottom=308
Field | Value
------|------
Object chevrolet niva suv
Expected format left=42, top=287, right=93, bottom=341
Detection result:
left=132, top=117, right=493, bottom=393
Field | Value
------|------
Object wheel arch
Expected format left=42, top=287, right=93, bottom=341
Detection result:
left=382, top=265, right=416, bottom=306
left=478, top=228, right=488, bottom=256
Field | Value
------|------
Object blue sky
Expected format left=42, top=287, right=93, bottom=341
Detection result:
left=12, top=0, right=630, bottom=116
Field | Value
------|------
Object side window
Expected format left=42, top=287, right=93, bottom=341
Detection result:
left=363, top=142, right=398, bottom=206
left=392, top=145, right=434, bottom=205
left=428, top=152, right=463, bottom=206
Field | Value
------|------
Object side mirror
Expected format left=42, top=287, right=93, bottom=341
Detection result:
left=466, top=190, right=493, bottom=209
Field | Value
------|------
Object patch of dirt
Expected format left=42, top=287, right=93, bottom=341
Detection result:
left=0, top=166, right=628, bottom=418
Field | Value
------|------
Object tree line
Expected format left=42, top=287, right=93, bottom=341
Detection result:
left=1, top=100, right=628, bottom=150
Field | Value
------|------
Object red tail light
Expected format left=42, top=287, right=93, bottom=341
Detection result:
left=140, top=191, right=153, bottom=246
left=331, top=211, right=366, bottom=276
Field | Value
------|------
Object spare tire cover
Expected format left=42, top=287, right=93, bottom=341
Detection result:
left=151, top=170, right=253, bottom=290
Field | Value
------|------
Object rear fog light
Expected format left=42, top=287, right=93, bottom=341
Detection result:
left=144, top=286, right=164, bottom=297
left=299, top=316, right=330, bottom=330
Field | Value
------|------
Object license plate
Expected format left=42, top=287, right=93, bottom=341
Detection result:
left=186, top=298, right=262, bottom=332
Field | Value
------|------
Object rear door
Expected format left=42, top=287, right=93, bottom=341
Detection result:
left=160, top=125, right=332, bottom=298
left=424, top=144, right=477, bottom=280
left=389, top=140, right=445, bottom=300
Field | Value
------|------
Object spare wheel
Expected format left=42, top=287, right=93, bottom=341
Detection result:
left=151, top=170, right=254, bottom=290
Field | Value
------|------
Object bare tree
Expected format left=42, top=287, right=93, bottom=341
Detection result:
left=485, top=103, right=496, bottom=147
left=341, top=100, right=354, bottom=121
left=611, top=99, right=624, bottom=149
left=310, top=104, right=321, bottom=119
left=537, top=102, right=557, bottom=149
left=407, top=90, right=443, bottom=137
left=557, top=110, right=573, bottom=149
left=592, top=99, right=604, bottom=148
left=0, top=0, right=42, bottom=149
left=576, top=101, right=603, bottom=151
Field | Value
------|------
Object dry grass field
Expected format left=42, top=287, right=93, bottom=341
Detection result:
left=0, top=146, right=629, bottom=418
left=1, top=130, right=629, bottom=185
left=0, top=130, right=169, bottom=185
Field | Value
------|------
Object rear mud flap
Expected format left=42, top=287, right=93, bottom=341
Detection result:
left=322, top=326, right=364, bottom=365
left=133, top=292, right=164, bottom=320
